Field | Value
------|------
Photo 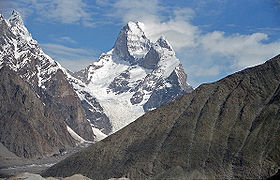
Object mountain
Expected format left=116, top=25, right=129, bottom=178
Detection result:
left=0, top=66, right=76, bottom=158
left=43, top=54, right=280, bottom=179
left=0, top=11, right=192, bottom=157
left=71, top=21, right=193, bottom=134
left=0, top=11, right=95, bottom=157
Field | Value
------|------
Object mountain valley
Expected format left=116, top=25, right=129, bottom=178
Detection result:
left=1, top=9, right=280, bottom=180
left=0, top=10, right=193, bottom=176
left=44, top=54, right=280, bottom=179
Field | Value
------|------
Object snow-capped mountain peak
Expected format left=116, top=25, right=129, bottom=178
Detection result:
left=0, top=11, right=60, bottom=88
left=0, top=14, right=4, bottom=21
left=127, top=21, right=145, bottom=33
left=72, top=21, right=193, bottom=134
left=9, top=10, right=24, bottom=26
left=156, top=35, right=174, bottom=52
left=0, top=11, right=96, bottom=146
left=139, top=34, right=177, bottom=73
left=113, top=21, right=151, bottom=63
left=8, top=10, right=32, bottom=42
left=1, top=11, right=193, bottom=140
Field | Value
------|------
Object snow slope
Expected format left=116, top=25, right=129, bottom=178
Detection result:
left=66, top=125, right=91, bottom=144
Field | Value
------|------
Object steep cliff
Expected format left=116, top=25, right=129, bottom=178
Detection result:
left=0, top=66, right=76, bottom=158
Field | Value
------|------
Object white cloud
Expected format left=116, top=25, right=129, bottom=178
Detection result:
left=109, top=0, right=280, bottom=86
left=201, top=31, right=280, bottom=68
left=2, top=0, right=280, bottom=85
left=111, top=0, right=199, bottom=50
left=173, top=7, right=195, bottom=21
left=41, top=0, right=93, bottom=24
left=144, top=20, right=199, bottom=49
left=41, top=43, right=98, bottom=71
left=185, top=64, right=221, bottom=80
left=2, top=0, right=95, bottom=26
left=41, top=43, right=92, bottom=57
left=112, top=0, right=160, bottom=23
left=55, top=36, right=77, bottom=44
left=57, top=58, right=95, bottom=72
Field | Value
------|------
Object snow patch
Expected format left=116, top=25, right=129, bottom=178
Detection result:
left=36, top=65, right=43, bottom=87
left=92, top=127, right=107, bottom=141
left=66, top=125, right=91, bottom=144
left=101, top=97, right=144, bottom=132
left=125, top=21, right=150, bottom=59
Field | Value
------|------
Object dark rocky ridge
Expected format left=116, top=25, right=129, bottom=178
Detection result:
left=0, top=66, right=76, bottom=158
left=143, top=64, right=193, bottom=112
left=43, top=54, right=280, bottom=179
left=140, top=46, right=160, bottom=69
left=41, top=69, right=94, bottom=141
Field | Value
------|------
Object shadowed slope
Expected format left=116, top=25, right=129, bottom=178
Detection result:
left=43, top=54, right=280, bottom=179
left=0, top=66, right=76, bottom=158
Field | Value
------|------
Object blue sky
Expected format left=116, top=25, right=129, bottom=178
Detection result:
left=1, top=0, right=280, bottom=87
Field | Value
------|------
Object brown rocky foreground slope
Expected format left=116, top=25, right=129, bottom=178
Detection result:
left=3, top=173, right=91, bottom=180
left=43, top=54, right=280, bottom=179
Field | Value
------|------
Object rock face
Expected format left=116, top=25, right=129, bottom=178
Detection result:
left=43, top=54, right=280, bottom=179
left=0, top=11, right=95, bottom=158
left=72, top=22, right=193, bottom=134
left=42, top=69, right=94, bottom=141
left=0, top=66, right=76, bottom=158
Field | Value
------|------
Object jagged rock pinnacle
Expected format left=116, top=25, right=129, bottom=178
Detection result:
left=9, top=10, right=24, bottom=26
left=157, top=35, right=174, bottom=52
left=0, top=14, right=5, bottom=26
left=113, top=21, right=150, bottom=63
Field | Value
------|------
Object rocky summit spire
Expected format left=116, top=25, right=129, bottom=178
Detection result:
left=8, top=10, right=32, bottom=40
left=0, top=13, right=15, bottom=40
left=113, top=21, right=151, bottom=64
left=0, top=14, right=7, bottom=28
left=9, top=10, right=24, bottom=26
left=0, top=13, right=4, bottom=21
left=157, top=35, right=174, bottom=52
left=0, top=13, right=8, bottom=26
left=140, top=35, right=177, bottom=70
left=0, top=9, right=96, bottom=158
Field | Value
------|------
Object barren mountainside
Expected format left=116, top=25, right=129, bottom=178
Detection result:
left=0, top=66, right=76, bottom=158
left=43, top=54, right=280, bottom=179
left=0, top=11, right=95, bottom=158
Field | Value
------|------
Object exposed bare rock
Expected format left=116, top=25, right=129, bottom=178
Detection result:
left=43, top=54, right=280, bottom=179
left=42, top=69, right=94, bottom=141
left=0, top=66, right=76, bottom=158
